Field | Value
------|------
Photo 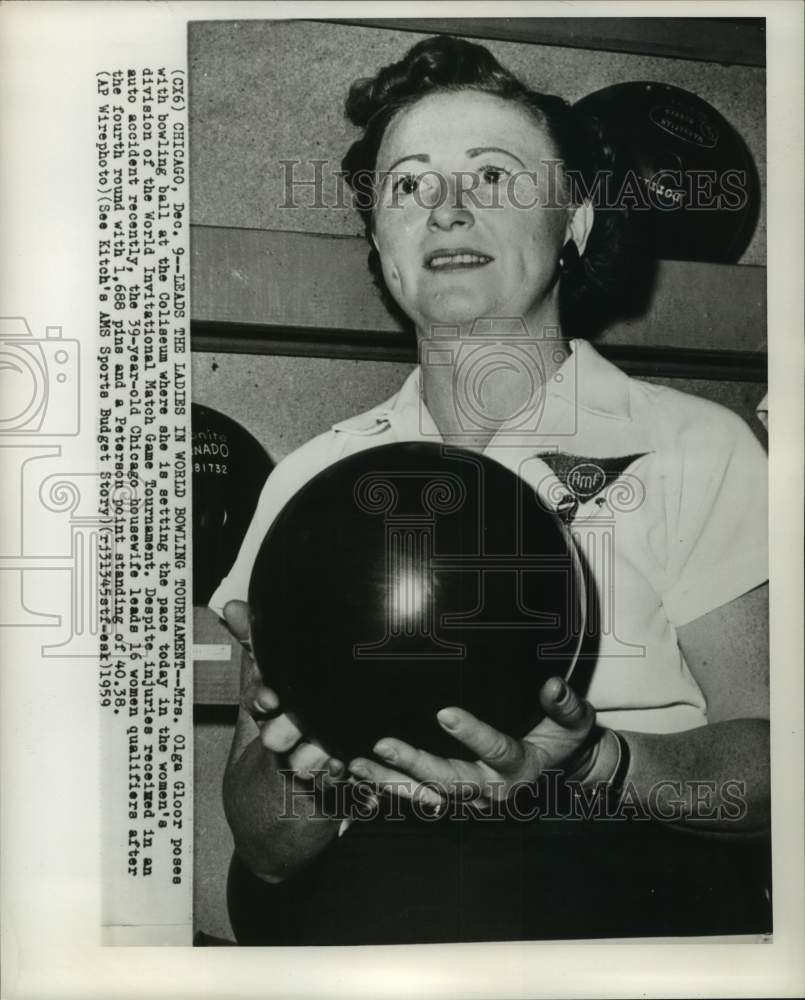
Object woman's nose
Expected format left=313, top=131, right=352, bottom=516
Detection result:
left=426, top=176, right=474, bottom=231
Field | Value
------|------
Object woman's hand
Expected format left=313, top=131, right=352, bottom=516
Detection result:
left=223, top=600, right=346, bottom=785
left=348, top=676, right=597, bottom=810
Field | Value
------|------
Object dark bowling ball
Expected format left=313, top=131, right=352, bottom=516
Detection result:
left=191, top=403, right=274, bottom=606
left=574, top=82, right=759, bottom=263
left=248, top=442, right=585, bottom=763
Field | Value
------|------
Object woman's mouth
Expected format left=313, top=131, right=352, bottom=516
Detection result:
left=423, top=249, right=494, bottom=271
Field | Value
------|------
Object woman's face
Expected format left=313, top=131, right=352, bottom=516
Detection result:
left=372, top=89, right=576, bottom=332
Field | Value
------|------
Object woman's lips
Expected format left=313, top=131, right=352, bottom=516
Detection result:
left=423, top=250, right=494, bottom=271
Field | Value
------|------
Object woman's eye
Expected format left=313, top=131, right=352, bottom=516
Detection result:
left=393, top=173, right=420, bottom=195
left=479, top=165, right=509, bottom=185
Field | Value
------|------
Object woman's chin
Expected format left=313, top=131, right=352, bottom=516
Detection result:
left=414, top=299, right=500, bottom=332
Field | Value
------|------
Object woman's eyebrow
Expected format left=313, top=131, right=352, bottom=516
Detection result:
left=385, top=153, right=430, bottom=174
left=383, top=146, right=526, bottom=175
left=467, top=146, right=526, bottom=169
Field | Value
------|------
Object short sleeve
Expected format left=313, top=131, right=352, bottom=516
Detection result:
left=661, top=408, right=768, bottom=627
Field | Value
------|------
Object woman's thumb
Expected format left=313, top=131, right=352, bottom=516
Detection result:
left=539, top=677, right=592, bottom=731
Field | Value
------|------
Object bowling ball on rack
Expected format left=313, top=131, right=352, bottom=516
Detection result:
left=248, top=442, right=585, bottom=763
left=191, top=403, right=274, bottom=606
left=574, top=82, right=760, bottom=263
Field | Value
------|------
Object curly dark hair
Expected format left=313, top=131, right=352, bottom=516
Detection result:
left=341, top=35, right=651, bottom=338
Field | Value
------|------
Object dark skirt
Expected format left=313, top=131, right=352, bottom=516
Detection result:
left=227, top=802, right=772, bottom=946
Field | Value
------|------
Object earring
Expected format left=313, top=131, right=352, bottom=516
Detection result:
left=558, top=239, right=580, bottom=274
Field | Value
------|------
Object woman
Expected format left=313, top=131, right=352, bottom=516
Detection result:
left=212, top=36, right=769, bottom=943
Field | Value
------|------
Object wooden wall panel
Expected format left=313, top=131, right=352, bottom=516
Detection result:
left=190, top=225, right=767, bottom=374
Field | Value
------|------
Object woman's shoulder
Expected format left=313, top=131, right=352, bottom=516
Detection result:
left=268, top=393, right=402, bottom=491
left=628, top=376, right=765, bottom=455
left=264, top=427, right=356, bottom=503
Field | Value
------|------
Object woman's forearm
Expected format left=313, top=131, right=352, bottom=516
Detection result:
left=611, top=718, right=770, bottom=838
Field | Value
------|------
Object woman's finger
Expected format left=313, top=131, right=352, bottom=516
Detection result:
left=371, top=738, right=484, bottom=797
left=289, top=740, right=345, bottom=783
left=260, top=713, right=304, bottom=753
left=348, top=758, right=444, bottom=810
left=436, top=707, right=525, bottom=775
left=223, top=599, right=252, bottom=644
left=242, top=682, right=281, bottom=717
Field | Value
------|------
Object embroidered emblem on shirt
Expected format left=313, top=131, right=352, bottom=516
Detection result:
left=538, top=452, right=649, bottom=506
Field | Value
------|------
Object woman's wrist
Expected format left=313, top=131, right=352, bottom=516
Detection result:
left=561, top=724, right=606, bottom=782
left=563, top=727, right=632, bottom=805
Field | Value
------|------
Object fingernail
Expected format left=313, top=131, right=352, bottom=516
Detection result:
left=350, top=760, right=369, bottom=779
left=437, top=708, right=459, bottom=730
left=328, top=759, right=345, bottom=777
left=420, top=791, right=445, bottom=814
left=555, top=679, right=569, bottom=705
left=374, top=741, right=396, bottom=762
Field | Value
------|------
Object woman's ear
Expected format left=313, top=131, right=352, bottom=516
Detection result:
left=566, top=200, right=594, bottom=257
left=370, top=231, right=401, bottom=285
